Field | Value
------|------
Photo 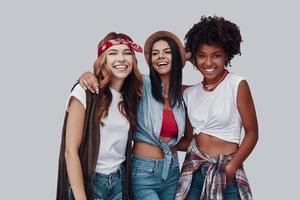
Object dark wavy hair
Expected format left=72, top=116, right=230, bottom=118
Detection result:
left=148, top=37, right=183, bottom=107
left=93, top=32, right=142, bottom=129
left=185, top=16, right=242, bottom=66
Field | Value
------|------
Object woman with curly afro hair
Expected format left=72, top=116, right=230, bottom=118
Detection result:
left=176, top=16, right=258, bottom=200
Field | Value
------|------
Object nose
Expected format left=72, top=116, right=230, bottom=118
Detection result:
left=117, top=53, right=126, bottom=62
left=205, top=57, right=212, bottom=67
left=158, top=51, right=165, bottom=59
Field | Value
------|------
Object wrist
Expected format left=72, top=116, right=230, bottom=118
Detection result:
left=226, top=160, right=240, bottom=171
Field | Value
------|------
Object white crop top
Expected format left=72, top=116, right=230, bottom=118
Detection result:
left=66, top=84, right=129, bottom=174
left=183, top=73, right=245, bottom=144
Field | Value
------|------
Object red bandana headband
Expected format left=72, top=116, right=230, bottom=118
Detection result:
left=98, top=38, right=143, bottom=57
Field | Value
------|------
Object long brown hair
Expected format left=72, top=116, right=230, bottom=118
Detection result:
left=93, top=32, right=142, bottom=129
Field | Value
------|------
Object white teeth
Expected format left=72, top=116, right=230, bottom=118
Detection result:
left=114, top=65, right=127, bottom=69
left=205, top=68, right=214, bottom=72
left=157, top=62, right=168, bottom=66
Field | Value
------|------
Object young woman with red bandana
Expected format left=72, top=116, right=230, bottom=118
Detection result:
left=56, top=32, right=143, bottom=200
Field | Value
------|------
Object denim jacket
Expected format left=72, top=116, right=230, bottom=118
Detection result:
left=133, top=75, right=185, bottom=180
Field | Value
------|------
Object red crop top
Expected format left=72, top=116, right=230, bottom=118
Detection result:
left=160, top=109, right=178, bottom=138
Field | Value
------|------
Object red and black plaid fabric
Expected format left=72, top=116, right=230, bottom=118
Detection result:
left=176, top=139, right=253, bottom=200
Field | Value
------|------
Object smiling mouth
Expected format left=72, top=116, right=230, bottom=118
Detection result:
left=156, top=61, right=169, bottom=67
left=203, top=68, right=216, bottom=73
left=113, top=65, right=128, bottom=70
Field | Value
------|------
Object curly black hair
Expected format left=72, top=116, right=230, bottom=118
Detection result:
left=185, top=16, right=242, bottom=66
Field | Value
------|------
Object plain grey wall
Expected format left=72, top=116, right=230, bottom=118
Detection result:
left=1, top=0, right=299, bottom=199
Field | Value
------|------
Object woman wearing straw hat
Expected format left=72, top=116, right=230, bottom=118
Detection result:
left=78, top=31, right=192, bottom=200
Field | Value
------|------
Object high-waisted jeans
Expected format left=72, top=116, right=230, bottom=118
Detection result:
left=68, top=165, right=124, bottom=200
left=132, top=153, right=180, bottom=200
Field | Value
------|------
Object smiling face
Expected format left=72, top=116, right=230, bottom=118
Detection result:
left=106, top=44, right=133, bottom=81
left=195, top=44, right=227, bottom=84
left=151, top=40, right=172, bottom=77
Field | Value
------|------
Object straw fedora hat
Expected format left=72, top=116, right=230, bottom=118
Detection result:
left=144, top=31, right=186, bottom=68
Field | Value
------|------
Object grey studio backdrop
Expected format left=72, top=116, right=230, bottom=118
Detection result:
left=0, top=0, right=299, bottom=199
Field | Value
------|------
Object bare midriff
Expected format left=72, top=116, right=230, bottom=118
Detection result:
left=194, top=133, right=239, bottom=157
left=132, top=136, right=177, bottom=159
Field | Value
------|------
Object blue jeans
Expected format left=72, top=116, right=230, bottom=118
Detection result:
left=132, top=154, right=180, bottom=200
left=67, top=165, right=124, bottom=200
left=92, top=165, right=124, bottom=200
left=186, top=164, right=241, bottom=200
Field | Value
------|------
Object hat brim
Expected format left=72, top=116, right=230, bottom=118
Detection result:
left=144, top=31, right=186, bottom=68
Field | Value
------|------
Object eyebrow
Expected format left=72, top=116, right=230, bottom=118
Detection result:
left=107, top=47, right=131, bottom=52
left=198, top=50, right=223, bottom=55
left=152, top=48, right=171, bottom=52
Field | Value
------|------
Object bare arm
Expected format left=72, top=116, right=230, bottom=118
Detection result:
left=177, top=109, right=193, bottom=151
left=226, top=80, right=259, bottom=182
left=177, top=85, right=193, bottom=152
left=79, top=71, right=99, bottom=94
left=65, top=97, right=87, bottom=200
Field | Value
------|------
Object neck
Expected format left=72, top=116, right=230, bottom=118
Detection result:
left=205, top=68, right=226, bottom=85
left=202, top=69, right=228, bottom=92
left=110, top=78, right=124, bottom=92
left=160, top=75, right=170, bottom=98
left=160, top=74, right=170, bottom=88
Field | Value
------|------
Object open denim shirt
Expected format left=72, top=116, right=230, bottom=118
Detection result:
left=133, top=75, right=185, bottom=180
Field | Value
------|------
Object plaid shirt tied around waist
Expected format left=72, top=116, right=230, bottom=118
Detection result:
left=176, top=139, right=252, bottom=200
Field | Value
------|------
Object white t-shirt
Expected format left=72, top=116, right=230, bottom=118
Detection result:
left=183, top=73, right=245, bottom=144
left=66, top=84, right=129, bottom=174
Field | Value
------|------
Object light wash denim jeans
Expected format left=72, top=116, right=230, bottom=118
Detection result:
left=186, top=164, right=241, bottom=200
left=132, top=153, right=180, bottom=200
left=92, top=165, right=124, bottom=200
left=68, top=165, right=124, bottom=200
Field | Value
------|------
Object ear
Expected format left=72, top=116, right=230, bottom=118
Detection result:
left=225, top=53, right=229, bottom=62
left=185, top=51, right=196, bottom=66
left=185, top=51, right=192, bottom=61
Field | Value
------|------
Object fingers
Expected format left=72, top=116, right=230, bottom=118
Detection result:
left=82, top=78, right=96, bottom=93
left=79, top=77, right=87, bottom=90
left=79, top=72, right=99, bottom=94
left=91, top=76, right=99, bottom=94
left=225, top=167, right=234, bottom=184
left=226, top=175, right=234, bottom=184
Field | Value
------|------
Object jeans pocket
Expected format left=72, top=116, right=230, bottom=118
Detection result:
left=133, top=164, right=156, bottom=178
left=226, top=176, right=237, bottom=186
left=224, top=178, right=240, bottom=199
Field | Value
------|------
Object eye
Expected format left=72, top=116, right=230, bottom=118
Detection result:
left=152, top=52, right=158, bottom=56
left=197, top=54, right=205, bottom=59
left=108, top=52, right=117, bottom=55
left=165, top=50, right=172, bottom=54
left=124, top=51, right=133, bottom=55
left=213, top=54, right=221, bottom=59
